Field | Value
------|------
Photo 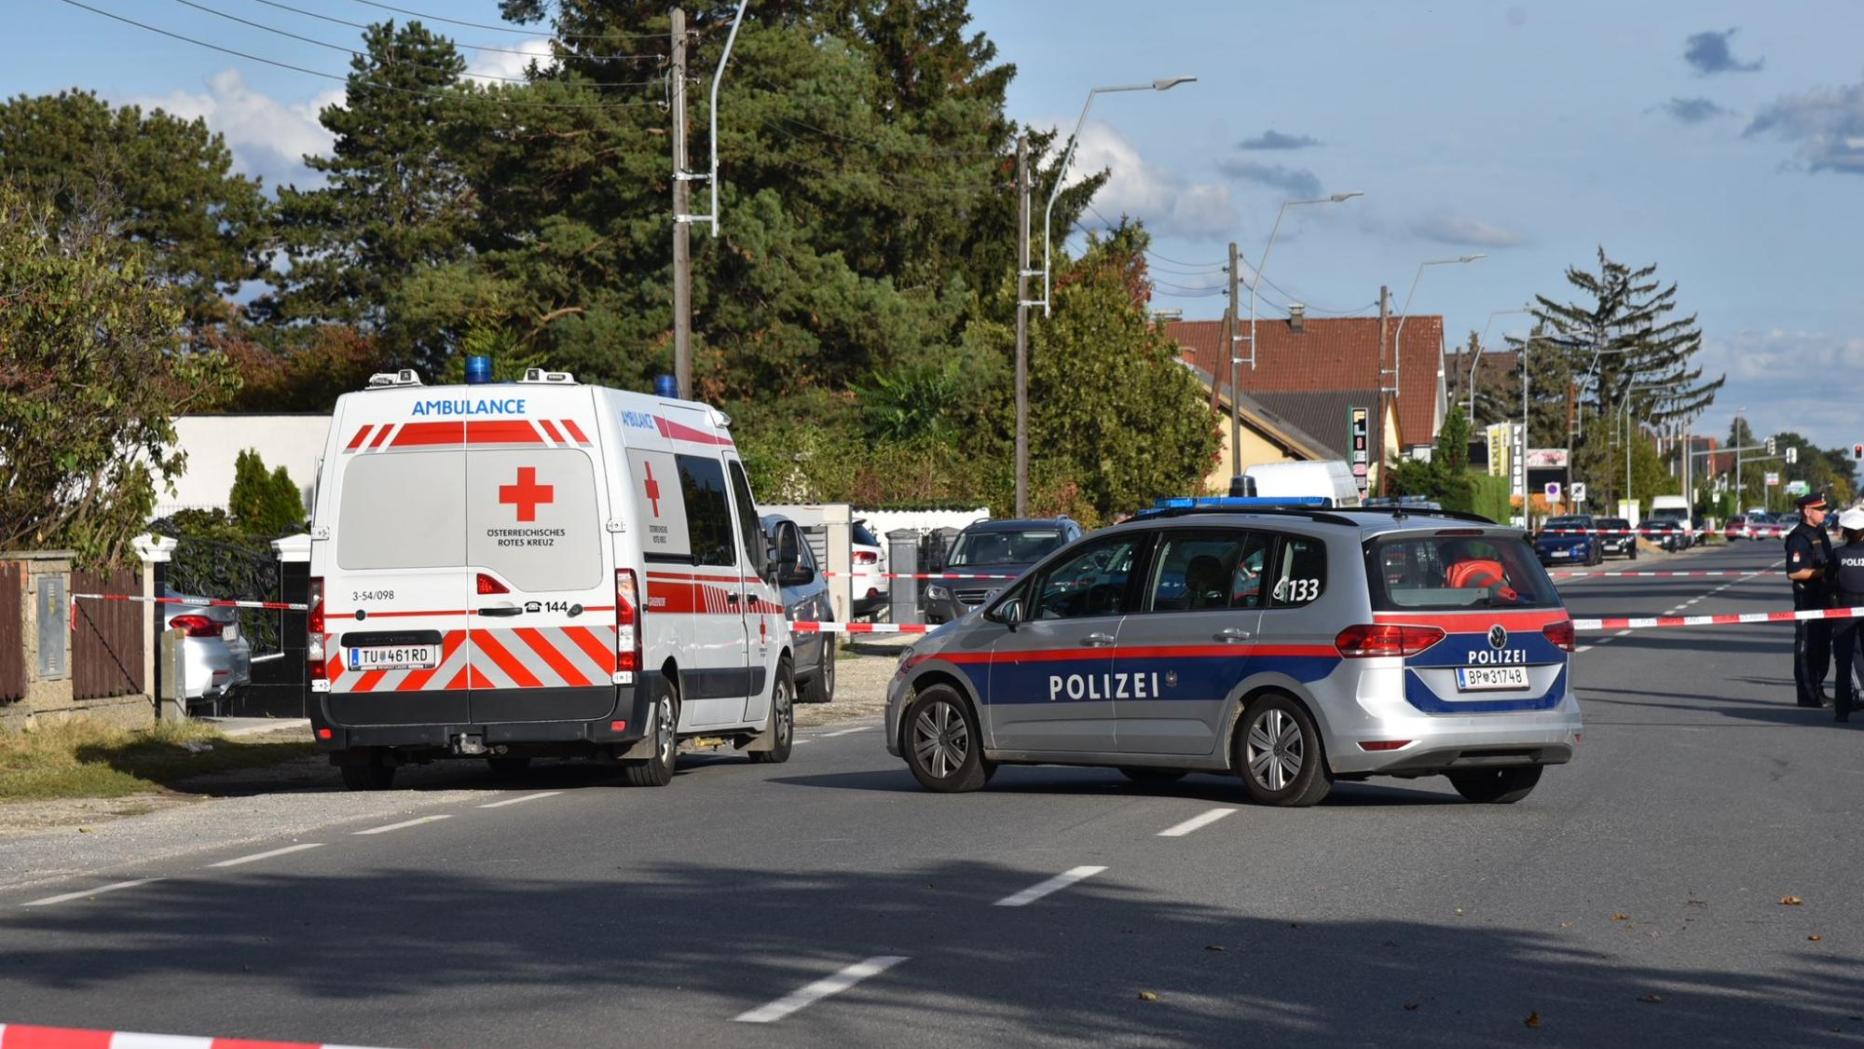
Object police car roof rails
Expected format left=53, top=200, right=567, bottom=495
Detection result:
left=366, top=369, right=423, bottom=389
left=1347, top=505, right=1500, bottom=526
left=1134, top=496, right=1355, bottom=526
left=518, top=368, right=577, bottom=385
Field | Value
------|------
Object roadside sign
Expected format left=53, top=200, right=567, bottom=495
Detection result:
left=1572, top=482, right=1588, bottom=503
left=1348, top=406, right=1370, bottom=495
left=1764, top=471, right=1780, bottom=487
left=1785, top=480, right=1810, bottom=496
left=1544, top=482, right=1562, bottom=500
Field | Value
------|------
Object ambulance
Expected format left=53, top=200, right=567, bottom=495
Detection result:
left=306, top=365, right=799, bottom=790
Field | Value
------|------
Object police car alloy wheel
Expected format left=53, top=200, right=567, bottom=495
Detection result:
left=905, top=685, right=990, bottom=793
left=749, top=659, right=794, bottom=765
left=1235, top=693, right=1332, bottom=807
left=1447, top=765, right=1542, bottom=804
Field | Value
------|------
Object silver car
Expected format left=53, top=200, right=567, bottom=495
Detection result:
left=884, top=501, right=1581, bottom=806
left=161, top=591, right=253, bottom=707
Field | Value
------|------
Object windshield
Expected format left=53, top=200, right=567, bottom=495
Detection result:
left=1543, top=517, right=1590, bottom=531
left=949, top=528, right=1065, bottom=566
left=851, top=522, right=880, bottom=547
left=1368, top=534, right=1561, bottom=611
left=1598, top=519, right=1629, bottom=529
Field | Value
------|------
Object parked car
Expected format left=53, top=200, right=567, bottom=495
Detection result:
left=1690, top=514, right=1712, bottom=546
left=764, top=514, right=835, bottom=703
left=922, top=517, right=1084, bottom=624
left=1594, top=517, right=1638, bottom=560
left=1534, top=515, right=1602, bottom=567
left=1644, top=519, right=1687, bottom=553
left=1724, top=515, right=1751, bottom=542
left=1750, top=512, right=1785, bottom=541
left=850, top=519, right=887, bottom=618
left=161, top=590, right=252, bottom=710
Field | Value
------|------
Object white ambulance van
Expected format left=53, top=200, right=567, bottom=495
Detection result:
left=306, top=366, right=801, bottom=790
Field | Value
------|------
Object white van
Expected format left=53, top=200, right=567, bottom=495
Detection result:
left=1244, top=460, right=1363, bottom=508
left=306, top=368, right=799, bottom=790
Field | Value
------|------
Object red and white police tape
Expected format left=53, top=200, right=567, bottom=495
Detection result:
left=820, top=572, right=1018, bottom=581
left=791, top=620, right=930, bottom=635
left=0, top=1022, right=405, bottom=1049
left=1547, top=570, right=1755, bottom=579
left=1569, top=605, right=1864, bottom=633
left=69, top=593, right=307, bottom=612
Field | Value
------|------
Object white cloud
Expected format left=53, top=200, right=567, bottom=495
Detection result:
left=465, top=38, right=555, bottom=84
left=1410, top=214, right=1528, bottom=248
left=1694, top=329, right=1864, bottom=449
left=1745, top=80, right=1864, bottom=175
left=129, top=70, right=339, bottom=187
left=1061, top=119, right=1236, bottom=240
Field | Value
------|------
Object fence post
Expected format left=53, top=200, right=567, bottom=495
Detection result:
left=887, top=530, right=923, bottom=626
left=133, top=534, right=177, bottom=717
left=159, top=627, right=187, bottom=721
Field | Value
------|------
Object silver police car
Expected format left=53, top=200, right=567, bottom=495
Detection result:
left=884, top=498, right=1581, bottom=806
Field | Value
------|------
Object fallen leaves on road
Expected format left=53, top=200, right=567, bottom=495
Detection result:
left=1204, top=945, right=1225, bottom=952
left=1809, top=934, right=1824, bottom=942
left=1524, top=1011, right=1542, bottom=1029
left=1137, top=991, right=1159, bottom=1002
left=1638, top=993, right=1664, bottom=1004
left=1403, top=1002, right=1420, bottom=1012
left=1559, top=922, right=1574, bottom=929
left=1612, top=912, right=1630, bottom=921
left=1781, top=896, right=1804, bottom=906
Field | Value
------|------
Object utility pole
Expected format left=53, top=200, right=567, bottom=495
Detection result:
left=669, top=7, right=692, bottom=400
left=1014, top=134, right=1030, bottom=517
left=1375, top=284, right=1390, bottom=493
left=1226, top=240, right=1240, bottom=480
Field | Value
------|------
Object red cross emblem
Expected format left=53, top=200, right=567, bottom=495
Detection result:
left=643, top=461, right=663, bottom=518
left=498, top=466, right=554, bottom=522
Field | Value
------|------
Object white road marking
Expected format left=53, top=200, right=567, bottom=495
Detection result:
left=353, top=814, right=452, bottom=836
left=1158, top=808, right=1235, bottom=838
left=733, top=955, right=910, bottom=1024
left=22, top=878, right=159, bottom=907
left=478, top=791, right=563, bottom=809
left=994, top=865, right=1107, bottom=907
left=208, top=843, right=325, bottom=868
left=818, top=726, right=871, bottom=738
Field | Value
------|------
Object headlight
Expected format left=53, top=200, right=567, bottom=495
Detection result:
left=925, top=584, right=949, bottom=600
left=894, top=645, right=916, bottom=677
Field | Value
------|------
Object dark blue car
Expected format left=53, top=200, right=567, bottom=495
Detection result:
left=1534, top=514, right=1602, bottom=567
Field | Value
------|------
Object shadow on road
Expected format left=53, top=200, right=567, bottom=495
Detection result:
left=1, top=859, right=1858, bottom=1049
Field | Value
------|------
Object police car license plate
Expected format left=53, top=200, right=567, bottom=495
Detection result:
left=348, top=645, right=439, bottom=671
left=1456, top=666, right=1530, bottom=691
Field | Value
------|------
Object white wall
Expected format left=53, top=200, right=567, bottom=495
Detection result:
left=855, top=508, right=991, bottom=539
left=156, top=415, right=331, bottom=517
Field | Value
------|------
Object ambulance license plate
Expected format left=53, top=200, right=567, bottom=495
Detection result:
left=348, top=645, right=440, bottom=671
left=1456, top=666, right=1530, bottom=691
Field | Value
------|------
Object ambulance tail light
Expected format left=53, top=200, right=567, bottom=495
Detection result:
left=307, top=576, right=326, bottom=681
left=476, top=572, right=509, bottom=595
left=615, top=569, right=641, bottom=673
left=1541, top=618, right=1576, bottom=653
left=1334, top=623, right=1444, bottom=658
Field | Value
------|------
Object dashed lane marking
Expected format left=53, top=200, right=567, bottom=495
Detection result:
left=22, top=878, right=159, bottom=908
left=733, top=955, right=910, bottom=1024
left=208, top=843, right=325, bottom=868
left=353, top=814, right=453, bottom=836
left=1158, top=808, right=1236, bottom=838
left=818, top=726, right=871, bottom=738
left=993, top=865, right=1107, bottom=907
left=478, top=791, right=563, bottom=809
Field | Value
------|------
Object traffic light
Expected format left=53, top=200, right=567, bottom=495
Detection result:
left=1766, top=437, right=1776, bottom=456
left=1786, top=446, right=1798, bottom=465
left=1855, top=443, right=1863, bottom=460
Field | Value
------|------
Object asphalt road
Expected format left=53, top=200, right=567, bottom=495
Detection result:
left=3, top=539, right=1861, bottom=1048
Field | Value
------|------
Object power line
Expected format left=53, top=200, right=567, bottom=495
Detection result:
left=169, top=0, right=660, bottom=86
left=240, top=0, right=661, bottom=61
left=342, top=0, right=663, bottom=41
left=59, top=0, right=668, bottom=109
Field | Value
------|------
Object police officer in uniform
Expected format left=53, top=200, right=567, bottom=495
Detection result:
left=1829, top=507, right=1864, bottom=723
left=1785, top=492, right=1834, bottom=707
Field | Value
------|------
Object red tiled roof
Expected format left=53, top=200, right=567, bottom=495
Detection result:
left=1165, top=316, right=1444, bottom=447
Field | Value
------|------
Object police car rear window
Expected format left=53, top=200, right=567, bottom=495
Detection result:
left=1367, top=534, right=1559, bottom=610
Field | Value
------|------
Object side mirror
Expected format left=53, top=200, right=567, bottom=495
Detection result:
left=987, top=597, right=1021, bottom=629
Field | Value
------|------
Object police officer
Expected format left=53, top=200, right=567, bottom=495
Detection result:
left=1829, top=507, right=1864, bottom=723
left=1785, top=492, right=1834, bottom=707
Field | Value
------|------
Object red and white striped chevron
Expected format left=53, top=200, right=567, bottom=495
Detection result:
left=342, top=418, right=593, bottom=453
left=327, top=626, right=617, bottom=692
left=0, top=1022, right=405, bottom=1049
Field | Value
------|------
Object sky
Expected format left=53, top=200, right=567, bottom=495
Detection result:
left=9, top=1, right=1864, bottom=451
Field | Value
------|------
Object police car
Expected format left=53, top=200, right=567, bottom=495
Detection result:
left=884, top=497, right=1580, bottom=806
left=306, top=363, right=799, bottom=789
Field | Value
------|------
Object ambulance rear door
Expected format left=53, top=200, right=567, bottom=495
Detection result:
left=323, top=401, right=473, bottom=727
left=463, top=397, right=619, bottom=725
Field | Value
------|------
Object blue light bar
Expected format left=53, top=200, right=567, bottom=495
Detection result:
left=464, top=355, right=493, bottom=385
left=1152, top=496, right=1330, bottom=510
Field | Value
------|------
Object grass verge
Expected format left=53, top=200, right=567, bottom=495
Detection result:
left=0, top=719, right=315, bottom=802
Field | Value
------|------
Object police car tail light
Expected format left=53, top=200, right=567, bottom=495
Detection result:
left=1334, top=623, right=1444, bottom=658
left=307, top=576, right=326, bottom=680
left=615, top=569, right=641, bottom=673
left=476, top=572, right=509, bottom=595
left=1541, top=618, right=1576, bottom=652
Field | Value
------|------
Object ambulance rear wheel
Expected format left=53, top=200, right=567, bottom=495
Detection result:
left=904, top=685, right=988, bottom=793
left=1447, top=765, right=1542, bottom=804
left=748, top=658, right=794, bottom=765
left=624, top=681, right=679, bottom=788
left=339, top=759, right=396, bottom=791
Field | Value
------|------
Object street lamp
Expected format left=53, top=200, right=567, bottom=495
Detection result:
left=1235, top=191, right=1363, bottom=467
left=1038, top=76, right=1197, bottom=317
left=1385, top=255, right=1484, bottom=426
left=1469, top=306, right=1530, bottom=423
